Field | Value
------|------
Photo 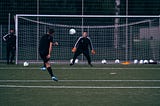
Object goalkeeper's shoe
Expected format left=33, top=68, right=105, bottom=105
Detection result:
left=89, top=64, right=93, bottom=67
left=52, top=76, right=58, bottom=82
left=70, top=63, right=74, bottom=66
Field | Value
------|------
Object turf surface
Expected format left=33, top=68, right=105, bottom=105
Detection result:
left=0, top=64, right=160, bottom=106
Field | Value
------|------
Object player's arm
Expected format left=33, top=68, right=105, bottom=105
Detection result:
left=12, top=35, right=16, bottom=50
left=88, top=37, right=95, bottom=54
left=53, top=42, right=58, bottom=46
left=13, top=35, right=16, bottom=47
left=47, top=42, right=53, bottom=59
left=88, top=37, right=94, bottom=50
left=72, top=37, right=82, bottom=53
left=3, top=33, right=9, bottom=41
left=74, top=37, right=82, bottom=48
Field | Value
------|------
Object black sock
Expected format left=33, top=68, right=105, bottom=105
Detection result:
left=47, top=67, right=54, bottom=77
left=43, top=63, right=46, bottom=67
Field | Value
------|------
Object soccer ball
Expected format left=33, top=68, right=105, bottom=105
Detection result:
left=149, top=59, right=154, bottom=63
left=134, top=59, right=138, bottom=64
left=41, top=67, right=46, bottom=71
left=75, top=59, right=79, bottom=63
left=101, top=59, right=107, bottom=64
left=23, top=61, right=29, bottom=67
left=139, top=60, right=144, bottom=64
left=143, top=60, right=149, bottom=64
left=70, top=59, right=78, bottom=64
left=69, top=29, right=76, bottom=35
left=115, top=59, right=120, bottom=64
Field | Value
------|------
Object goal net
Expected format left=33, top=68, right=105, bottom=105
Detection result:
left=15, top=15, right=160, bottom=64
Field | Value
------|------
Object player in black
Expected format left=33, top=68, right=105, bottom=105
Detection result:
left=39, top=29, right=58, bottom=81
left=3, top=29, right=16, bottom=64
left=70, top=32, right=95, bottom=66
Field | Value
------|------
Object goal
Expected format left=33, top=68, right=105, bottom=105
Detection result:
left=15, top=15, right=160, bottom=64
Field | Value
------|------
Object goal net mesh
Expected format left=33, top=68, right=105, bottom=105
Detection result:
left=15, top=15, right=160, bottom=64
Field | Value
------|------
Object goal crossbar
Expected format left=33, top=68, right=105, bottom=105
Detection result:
left=16, top=14, right=160, bottom=18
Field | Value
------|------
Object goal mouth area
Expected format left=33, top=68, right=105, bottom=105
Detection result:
left=15, top=15, right=160, bottom=64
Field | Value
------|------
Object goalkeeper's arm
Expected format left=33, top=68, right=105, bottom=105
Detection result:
left=72, top=37, right=82, bottom=53
left=74, top=37, right=82, bottom=48
left=87, top=37, right=94, bottom=50
left=87, top=37, right=95, bottom=54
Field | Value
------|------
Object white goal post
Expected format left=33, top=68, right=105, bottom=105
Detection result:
left=15, top=14, right=160, bottom=64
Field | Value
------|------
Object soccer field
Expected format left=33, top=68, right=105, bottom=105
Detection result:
left=0, top=64, right=160, bottom=106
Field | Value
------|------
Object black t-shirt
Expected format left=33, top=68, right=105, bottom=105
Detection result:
left=39, top=34, right=53, bottom=55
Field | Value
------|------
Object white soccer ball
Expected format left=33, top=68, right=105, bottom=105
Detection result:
left=69, top=29, right=76, bottom=35
left=23, top=61, right=29, bottom=67
left=149, top=59, right=154, bottom=63
left=134, top=59, right=138, bottom=64
left=41, top=67, right=46, bottom=71
left=75, top=59, right=79, bottom=64
left=143, top=60, right=149, bottom=64
left=115, top=59, right=120, bottom=64
left=139, top=60, right=144, bottom=64
left=101, top=59, right=107, bottom=64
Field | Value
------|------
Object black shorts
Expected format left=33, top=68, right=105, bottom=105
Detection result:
left=39, top=52, right=50, bottom=63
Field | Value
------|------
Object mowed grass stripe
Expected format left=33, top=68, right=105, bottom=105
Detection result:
left=0, top=67, right=160, bottom=70
left=1, top=80, right=160, bottom=82
left=1, top=85, right=160, bottom=89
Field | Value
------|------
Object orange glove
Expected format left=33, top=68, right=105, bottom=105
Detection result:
left=72, top=47, right=77, bottom=53
left=91, top=50, right=96, bottom=55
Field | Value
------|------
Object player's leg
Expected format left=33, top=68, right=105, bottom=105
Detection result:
left=70, top=50, right=82, bottom=66
left=6, top=45, right=10, bottom=64
left=83, top=50, right=93, bottom=67
left=10, top=47, right=15, bottom=64
left=45, top=62, right=53, bottom=77
left=45, top=61, right=58, bottom=81
left=39, top=53, right=46, bottom=71
left=41, top=55, right=58, bottom=81
left=43, top=62, right=46, bottom=67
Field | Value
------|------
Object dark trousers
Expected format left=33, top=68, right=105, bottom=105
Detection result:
left=72, top=49, right=91, bottom=64
left=39, top=52, right=50, bottom=63
left=7, top=45, right=15, bottom=64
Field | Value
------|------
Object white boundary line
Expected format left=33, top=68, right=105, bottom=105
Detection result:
left=1, top=80, right=160, bottom=89
left=0, top=67, right=160, bottom=70
left=0, top=85, right=160, bottom=89
left=1, top=80, right=160, bottom=82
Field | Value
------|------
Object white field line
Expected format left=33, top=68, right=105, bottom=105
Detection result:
left=1, top=80, right=160, bottom=82
left=0, top=67, right=160, bottom=70
left=0, top=85, right=160, bottom=89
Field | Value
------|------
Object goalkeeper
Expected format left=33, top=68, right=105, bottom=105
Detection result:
left=70, top=32, right=95, bottom=67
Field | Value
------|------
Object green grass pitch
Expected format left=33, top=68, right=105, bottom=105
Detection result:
left=0, top=63, right=160, bottom=106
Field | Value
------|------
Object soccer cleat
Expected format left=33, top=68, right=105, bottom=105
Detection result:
left=10, top=62, right=14, bottom=64
left=40, top=67, right=46, bottom=71
left=89, top=64, right=93, bottom=67
left=70, top=63, right=74, bottom=66
left=52, top=76, right=58, bottom=82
